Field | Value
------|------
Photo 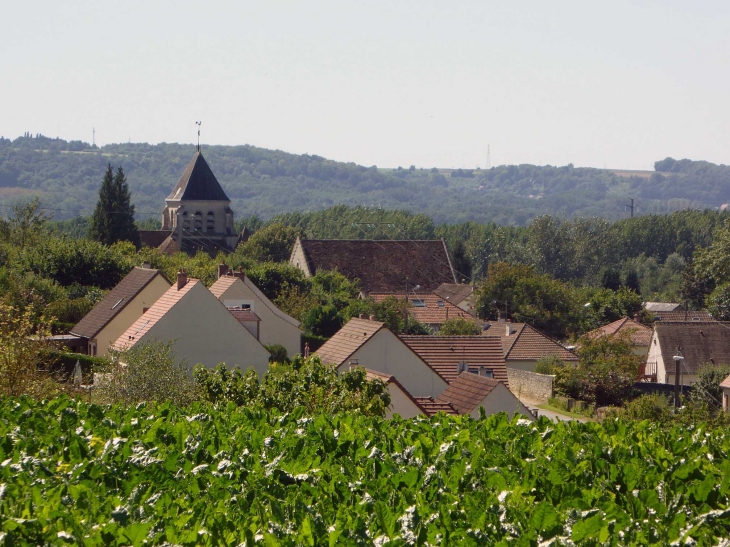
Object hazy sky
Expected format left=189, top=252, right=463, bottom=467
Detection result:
left=3, top=1, right=729, bottom=170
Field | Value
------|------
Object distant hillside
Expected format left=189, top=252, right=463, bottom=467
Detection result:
left=1, top=134, right=728, bottom=224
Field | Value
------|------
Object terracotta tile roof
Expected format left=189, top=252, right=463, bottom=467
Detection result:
left=586, top=317, right=653, bottom=346
left=315, top=317, right=385, bottom=366
left=399, top=335, right=507, bottom=385
left=720, top=374, right=730, bottom=389
left=167, top=152, right=230, bottom=201
left=432, top=283, right=474, bottom=307
left=228, top=309, right=260, bottom=323
left=653, top=310, right=715, bottom=323
left=414, top=397, right=458, bottom=416
left=363, top=368, right=428, bottom=415
left=296, top=238, right=456, bottom=294
left=71, top=267, right=167, bottom=339
left=209, top=275, right=237, bottom=298
left=370, top=293, right=472, bottom=325
left=113, top=278, right=200, bottom=350
left=435, top=372, right=500, bottom=414
left=655, top=322, right=730, bottom=374
left=139, top=230, right=173, bottom=248
left=491, top=323, right=579, bottom=362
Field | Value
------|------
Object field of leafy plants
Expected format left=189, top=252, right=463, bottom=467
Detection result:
left=1, top=397, right=729, bottom=546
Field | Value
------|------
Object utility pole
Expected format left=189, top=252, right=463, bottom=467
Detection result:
left=673, top=355, right=684, bottom=409
left=626, top=198, right=635, bottom=218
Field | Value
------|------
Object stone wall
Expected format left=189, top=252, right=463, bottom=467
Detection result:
left=507, top=368, right=554, bottom=401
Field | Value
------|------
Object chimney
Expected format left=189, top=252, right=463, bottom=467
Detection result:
left=218, top=263, right=229, bottom=278
left=634, top=313, right=641, bottom=323
left=304, top=343, right=310, bottom=358
left=233, top=267, right=245, bottom=280
left=141, top=261, right=151, bottom=269
left=506, top=323, right=514, bottom=336
left=358, top=313, right=366, bottom=319
left=369, top=315, right=376, bottom=321
left=177, top=269, right=188, bottom=290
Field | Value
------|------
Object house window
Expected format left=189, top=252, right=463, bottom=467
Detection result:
left=207, top=212, right=215, bottom=233
left=194, top=212, right=203, bottom=231
left=411, top=299, right=426, bottom=307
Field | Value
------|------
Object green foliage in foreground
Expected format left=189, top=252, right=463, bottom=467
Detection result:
left=1, top=397, right=729, bottom=546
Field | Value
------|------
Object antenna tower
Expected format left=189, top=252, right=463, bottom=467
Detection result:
left=626, top=198, right=635, bottom=218
left=92, top=127, right=95, bottom=147
left=486, top=144, right=491, bottom=169
left=195, top=121, right=202, bottom=151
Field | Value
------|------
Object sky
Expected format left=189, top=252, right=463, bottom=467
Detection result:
left=3, top=1, right=729, bottom=170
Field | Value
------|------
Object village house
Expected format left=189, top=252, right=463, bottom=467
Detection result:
left=399, top=335, right=507, bottom=385
left=645, top=322, right=730, bottom=386
left=485, top=321, right=579, bottom=371
left=584, top=316, right=653, bottom=357
left=113, top=271, right=271, bottom=375
left=370, top=292, right=475, bottom=332
left=289, top=238, right=457, bottom=295
left=420, top=372, right=534, bottom=420
left=363, top=369, right=428, bottom=419
left=70, top=266, right=171, bottom=356
left=721, top=374, right=730, bottom=412
left=432, top=283, right=477, bottom=315
left=138, top=149, right=245, bottom=256
left=315, top=316, right=447, bottom=398
left=209, top=265, right=302, bottom=358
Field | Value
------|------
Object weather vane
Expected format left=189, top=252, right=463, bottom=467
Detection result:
left=195, top=121, right=202, bottom=151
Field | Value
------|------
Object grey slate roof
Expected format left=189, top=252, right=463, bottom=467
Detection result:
left=71, top=267, right=167, bottom=339
left=167, top=152, right=230, bottom=201
left=655, top=322, right=730, bottom=374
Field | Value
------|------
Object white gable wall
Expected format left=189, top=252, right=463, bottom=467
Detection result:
left=289, top=238, right=312, bottom=277
left=219, top=279, right=302, bottom=358
left=336, top=329, right=447, bottom=398
left=138, top=282, right=270, bottom=375
left=386, top=383, right=424, bottom=419
left=468, top=382, right=534, bottom=420
left=647, top=331, right=668, bottom=383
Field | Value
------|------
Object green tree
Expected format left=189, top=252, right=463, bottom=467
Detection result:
left=439, top=317, right=480, bottom=336
left=624, top=268, right=640, bottom=293
left=89, top=164, right=140, bottom=247
left=1, top=197, right=51, bottom=249
left=601, top=268, right=621, bottom=291
left=707, top=282, right=730, bottom=320
left=236, top=222, right=302, bottom=262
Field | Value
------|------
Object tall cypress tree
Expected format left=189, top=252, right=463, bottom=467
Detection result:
left=89, top=164, right=140, bottom=247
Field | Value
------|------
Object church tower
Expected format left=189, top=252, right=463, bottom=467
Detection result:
left=160, top=151, right=238, bottom=254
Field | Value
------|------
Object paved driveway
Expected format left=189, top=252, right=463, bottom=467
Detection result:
left=520, top=397, right=591, bottom=423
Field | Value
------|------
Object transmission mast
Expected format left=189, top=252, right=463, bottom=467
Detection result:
left=486, top=144, right=491, bottom=169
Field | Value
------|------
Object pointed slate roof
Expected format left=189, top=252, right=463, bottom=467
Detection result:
left=167, top=152, right=230, bottom=201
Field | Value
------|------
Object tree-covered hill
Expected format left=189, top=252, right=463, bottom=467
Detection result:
left=1, top=134, right=728, bottom=224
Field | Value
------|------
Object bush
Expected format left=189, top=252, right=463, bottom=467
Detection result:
left=194, top=356, right=391, bottom=417
left=99, top=341, right=200, bottom=406
left=265, top=344, right=289, bottom=364
left=438, top=317, right=480, bottom=336
left=535, top=355, right=565, bottom=375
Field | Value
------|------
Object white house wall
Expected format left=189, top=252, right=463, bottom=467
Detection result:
left=219, top=280, right=302, bottom=358
left=467, top=383, right=534, bottom=420
left=338, top=329, right=447, bottom=398
left=385, top=384, right=424, bottom=419
left=138, top=282, right=270, bottom=375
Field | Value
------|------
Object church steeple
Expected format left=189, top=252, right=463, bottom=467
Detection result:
left=167, top=152, right=230, bottom=202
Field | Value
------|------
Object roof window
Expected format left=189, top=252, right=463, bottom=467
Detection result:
left=411, top=299, right=426, bottom=307
left=111, top=297, right=125, bottom=310
left=437, top=300, right=444, bottom=307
